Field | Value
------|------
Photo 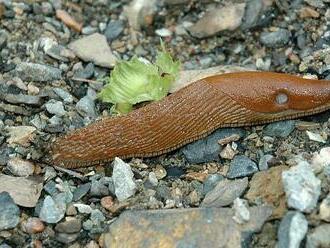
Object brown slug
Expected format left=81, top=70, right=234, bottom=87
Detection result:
left=51, top=71, right=330, bottom=168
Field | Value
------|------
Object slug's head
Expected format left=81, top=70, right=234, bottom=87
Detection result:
left=207, top=72, right=330, bottom=114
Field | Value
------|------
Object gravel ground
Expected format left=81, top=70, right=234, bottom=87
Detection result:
left=1, top=0, right=330, bottom=247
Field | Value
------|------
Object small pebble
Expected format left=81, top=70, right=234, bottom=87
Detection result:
left=258, top=154, right=274, bottom=171
left=22, top=217, right=45, bottom=234
left=227, top=155, right=258, bottom=179
left=0, top=192, right=20, bottom=231
left=260, top=29, right=291, bottom=48
left=277, top=211, right=308, bottom=248
left=263, top=120, right=295, bottom=138
left=55, top=217, right=82, bottom=233
left=232, top=198, right=250, bottom=224
left=112, top=157, right=136, bottom=202
left=7, top=157, right=34, bottom=176
left=39, top=196, right=66, bottom=224
left=45, top=100, right=66, bottom=117
left=319, top=194, right=330, bottom=222
left=101, top=196, right=114, bottom=210
left=306, top=224, right=330, bottom=248
left=282, top=161, right=321, bottom=213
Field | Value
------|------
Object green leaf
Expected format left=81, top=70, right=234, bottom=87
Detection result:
left=98, top=42, right=180, bottom=114
left=156, top=40, right=181, bottom=77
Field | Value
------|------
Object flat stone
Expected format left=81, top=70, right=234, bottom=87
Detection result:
left=104, top=20, right=124, bottom=41
left=260, top=29, right=291, bottom=48
left=282, top=162, right=321, bottom=213
left=6, top=126, right=36, bottom=146
left=45, top=100, right=66, bottom=117
left=112, top=157, right=136, bottom=202
left=103, top=206, right=272, bottom=248
left=181, top=128, right=245, bottom=164
left=53, top=88, right=74, bottom=104
left=241, top=0, right=267, bottom=30
left=15, top=62, right=61, bottom=82
left=0, top=102, right=32, bottom=116
left=277, top=211, right=308, bottom=248
left=1, top=93, right=41, bottom=106
left=75, top=95, right=96, bottom=118
left=0, top=192, right=20, bottom=231
left=202, top=174, right=224, bottom=195
left=201, top=177, right=248, bottom=207
left=73, top=183, right=91, bottom=201
left=227, top=155, right=258, bottom=179
left=68, top=33, right=117, bottom=68
left=39, top=195, right=66, bottom=223
left=187, top=3, right=246, bottom=38
left=263, top=120, right=295, bottom=138
left=56, top=232, right=79, bottom=244
left=306, top=224, right=330, bottom=248
left=246, top=166, right=288, bottom=219
left=7, top=157, right=35, bottom=177
left=55, top=217, right=82, bottom=233
left=0, top=174, right=42, bottom=207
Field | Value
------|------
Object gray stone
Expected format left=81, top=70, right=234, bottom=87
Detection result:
left=82, top=209, right=105, bottom=234
left=263, top=120, right=295, bottom=138
left=181, top=128, right=245, bottom=164
left=258, top=154, right=274, bottom=171
left=0, top=192, right=20, bottom=231
left=103, top=206, right=272, bottom=248
left=75, top=95, right=96, bottom=118
left=148, top=172, right=158, bottom=186
left=277, top=211, right=308, bottom=248
left=232, top=198, right=250, bottom=224
left=73, top=183, right=91, bottom=201
left=282, top=162, right=321, bottom=213
left=39, top=196, right=66, bottom=223
left=260, top=29, right=291, bottom=48
left=203, top=174, right=224, bottom=195
left=0, top=174, right=42, bottom=207
left=73, top=62, right=94, bottom=79
left=1, top=93, right=41, bottom=106
left=104, top=20, right=124, bottom=41
left=227, top=155, right=258, bottom=179
left=186, top=3, right=246, bottom=38
left=0, top=30, right=8, bottom=49
left=43, top=180, right=59, bottom=196
left=45, top=100, right=66, bottom=117
left=0, top=243, right=12, bottom=248
left=68, top=33, right=117, bottom=68
left=45, top=44, right=72, bottom=62
left=53, top=88, right=74, bottom=103
left=201, top=177, right=248, bottom=207
left=15, top=62, right=61, bottom=82
left=241, top=0, right=264, bottom=30
left=306, top=224, right=330, bottom=248
left=73, top=203, right=92, bottom=214
left=90, top=177, right=110, bottom=197
left=56, top=233, right=79, bottom=244
left=82, top=26, right=98, bottom=35
left=112, top=157, right=136, bottom=201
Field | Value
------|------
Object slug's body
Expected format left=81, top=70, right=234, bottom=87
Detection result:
left=52, top=72, right=330, bottom=168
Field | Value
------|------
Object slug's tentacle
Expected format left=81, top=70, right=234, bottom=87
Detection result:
left=51, top=72, right=330, bottom=168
